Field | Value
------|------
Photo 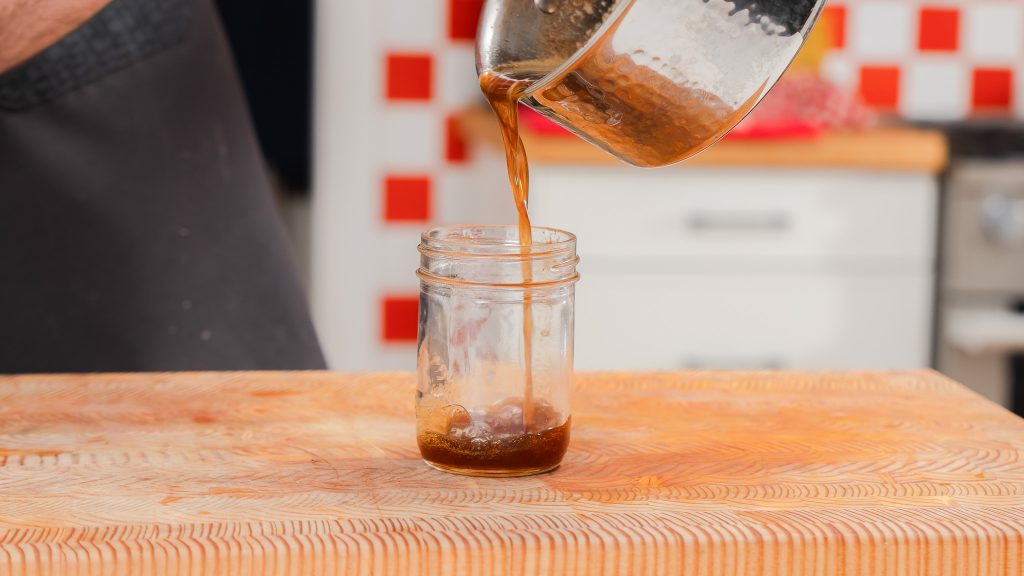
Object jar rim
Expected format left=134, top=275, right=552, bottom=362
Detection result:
left=420, top=225, right=576, bottom=257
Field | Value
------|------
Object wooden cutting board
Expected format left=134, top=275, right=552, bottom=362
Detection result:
left=1, top=371, right=1022, bottom=575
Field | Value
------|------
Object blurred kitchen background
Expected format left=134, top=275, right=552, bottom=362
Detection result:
left=219, top=1, right=1024, bottom=411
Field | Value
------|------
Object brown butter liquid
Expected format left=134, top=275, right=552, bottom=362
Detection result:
left=481, top=71, right=537, bottom=430
left=529, top=49, right=764, bottom=167
left=416, top=72, right=564, bottom=475
left=419, top=418, right=571, bottom=473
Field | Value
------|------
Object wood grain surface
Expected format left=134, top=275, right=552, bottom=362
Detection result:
left=459, top=109, right=950, bottom=173
left=1, top=371, right=1022, bottom=575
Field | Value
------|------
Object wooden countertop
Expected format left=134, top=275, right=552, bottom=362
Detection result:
left=460, top=108, right=949, bottom=173
left=2, top=371, right=1023, bottom=574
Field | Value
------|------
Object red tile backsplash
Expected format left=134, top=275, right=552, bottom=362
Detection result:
left=823, top=5, right=847, bottom=50
left=918, top=7, right=960, bottom=52
left=859, top=66, right=901, bottom=110
left=386, top=53, right=434, bottom=101
left=972, top=68, right=1014, bottom=111
left=383, top=175, right=432, bottom=222
left=382, top=296, right=419, bottom=343
left=449, top=0, right=484, bottom=42
left=446, top=114, right=469, bottom=163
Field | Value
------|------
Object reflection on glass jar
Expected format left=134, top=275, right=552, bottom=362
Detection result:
left=416, top=225, right=579, bottom=477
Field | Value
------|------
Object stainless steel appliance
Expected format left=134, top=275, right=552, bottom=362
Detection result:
left=938, top=125, right=1024, bottom=411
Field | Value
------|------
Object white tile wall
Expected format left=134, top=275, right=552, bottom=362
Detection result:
left=902, top=59, right=969, bottom=120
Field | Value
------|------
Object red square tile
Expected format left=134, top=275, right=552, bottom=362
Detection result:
left=859, top=66, right=901, bottom=110
left=972, top=68, right=1013, bottom=111
left=822, top=5, right=846, bottom=49
left=449, top=0, right=484, bottom=42
left=384, top=176, right=432, bottom=222
left=386, top=53, right=433, bottom=101
left=382, top=296, right=419, bottom=343
left=446, top=114, right=469, bottom=163
left=918, top=7, right=959, bottom=52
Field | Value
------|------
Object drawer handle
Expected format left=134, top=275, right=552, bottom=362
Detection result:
left=686, top=212, right=791, bottom=232
left=684, top=356, right=785, bottom=370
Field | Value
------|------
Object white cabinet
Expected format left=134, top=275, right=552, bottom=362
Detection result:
left=529, top=166, right=939, bottom=371
left=577, top=272, right=933, bottom=370
left=533, top=167, right=936, bottom=264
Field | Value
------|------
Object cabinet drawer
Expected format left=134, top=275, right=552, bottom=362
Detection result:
left=574, top=272, right=933, bottom=370
left=530, top=167, right=937, bottom=264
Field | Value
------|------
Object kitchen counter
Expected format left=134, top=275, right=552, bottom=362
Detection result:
left=2, top=371, right=1023, bottom=574
left=460, top=108, right=949, bottom=173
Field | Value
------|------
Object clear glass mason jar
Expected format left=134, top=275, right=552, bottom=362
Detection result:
left=415, top=225, right=579, bottom=477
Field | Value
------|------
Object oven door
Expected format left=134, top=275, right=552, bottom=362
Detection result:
left=939, top=160, right=1024, bottom=411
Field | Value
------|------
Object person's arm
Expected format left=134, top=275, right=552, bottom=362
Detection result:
left=0, top=0, right=110, bottom=74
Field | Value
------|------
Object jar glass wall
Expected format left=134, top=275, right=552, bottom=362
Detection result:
left=416, top=225, right=579, bottom=477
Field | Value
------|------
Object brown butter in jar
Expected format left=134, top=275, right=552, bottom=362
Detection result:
left=415, top=226, right=579, bottom=477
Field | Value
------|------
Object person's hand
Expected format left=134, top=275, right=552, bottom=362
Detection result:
left=0, top=0, right=111, bottom=75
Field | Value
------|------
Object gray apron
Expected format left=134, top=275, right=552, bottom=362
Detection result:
left=0, top=0, right=326, bottom=372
